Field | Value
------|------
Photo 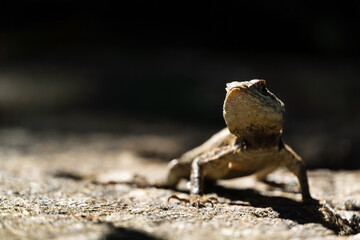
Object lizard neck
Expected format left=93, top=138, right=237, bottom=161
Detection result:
left=235, top=132, right=281, bottom=150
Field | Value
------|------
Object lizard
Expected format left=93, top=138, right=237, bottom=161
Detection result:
left=153, top=79, right=316, bottom=207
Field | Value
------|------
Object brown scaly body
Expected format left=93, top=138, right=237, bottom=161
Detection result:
left=158, top=79, right=315, bottom=207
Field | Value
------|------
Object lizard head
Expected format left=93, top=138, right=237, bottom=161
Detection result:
left=223, top=79, right=285, bottom=138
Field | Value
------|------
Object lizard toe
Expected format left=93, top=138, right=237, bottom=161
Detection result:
left=190, top=194, right=218, bottom=208
left=168, top=195, right=189, bottom=204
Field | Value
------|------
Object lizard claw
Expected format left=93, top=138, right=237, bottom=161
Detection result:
left=168, top=194, right=218, bottom=208
left=168, top=195, right=189, bottom=204
left=190, top=194, right=218, bottom=208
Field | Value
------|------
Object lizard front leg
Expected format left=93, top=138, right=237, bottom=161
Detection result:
left=188, top=146, right=237, bottom=207
left=169, top=146, right=236, bottom=207
left=168, top=156, right=218, bottom=208
left=188, top=157, right=209, bottom=207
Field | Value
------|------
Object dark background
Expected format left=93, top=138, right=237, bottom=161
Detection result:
left=0, top=0, right=359, bottom=168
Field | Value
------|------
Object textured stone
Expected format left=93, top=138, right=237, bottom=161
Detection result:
left=0, top=128, right=359, bottom=239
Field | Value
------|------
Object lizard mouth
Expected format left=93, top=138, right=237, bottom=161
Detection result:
left=225, top=81, right=250, bottom=92
left=225, top=79, right=266, bottom=92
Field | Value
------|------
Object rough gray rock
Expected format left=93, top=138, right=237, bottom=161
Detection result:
left=0, top=128, right=359, bottom=239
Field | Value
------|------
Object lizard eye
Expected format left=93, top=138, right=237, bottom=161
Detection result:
left=257, top=84, right=269, bottom=96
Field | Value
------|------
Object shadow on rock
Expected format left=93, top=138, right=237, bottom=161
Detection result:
left=105, top=226, right=159, bottom=240
left=207, top=184, right=358, bottom=236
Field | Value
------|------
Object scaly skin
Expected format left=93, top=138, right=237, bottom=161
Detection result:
left=162, top=79, right=315, bottom=207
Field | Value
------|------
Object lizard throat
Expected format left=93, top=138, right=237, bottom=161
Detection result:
left=236, top=133, right=281, bottom=150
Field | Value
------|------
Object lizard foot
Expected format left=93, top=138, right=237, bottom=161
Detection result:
left=168, top=194, right=218, bottom=208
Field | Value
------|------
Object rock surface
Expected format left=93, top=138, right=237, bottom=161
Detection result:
left=0, top=127, right=359, bottom=240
